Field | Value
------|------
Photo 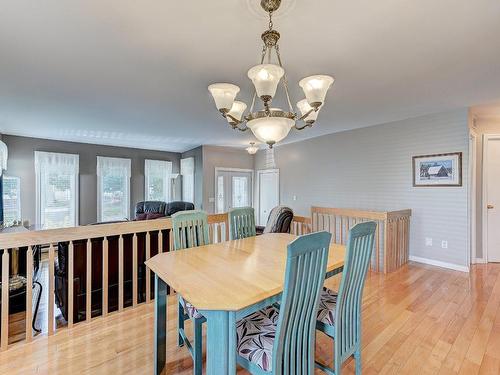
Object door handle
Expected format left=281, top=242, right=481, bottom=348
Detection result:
left=487, top=204, right=494, bottom=209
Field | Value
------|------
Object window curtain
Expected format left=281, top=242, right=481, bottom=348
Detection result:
left=96, top=156, right=131, bottom=222
left=180, top=157, right=195, bottom=204
left=35, top=151, right=79, bottom=229
left=145, top=159, right=172, bottom=202
left=96, top=156, right=131, bottom=178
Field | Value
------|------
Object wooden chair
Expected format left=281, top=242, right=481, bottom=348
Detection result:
left=171, top=210, right=210, bottom=375
left=315, top=221, right=377, bottom=375
left=235, top=231, right=332, bottom=374
left=228, top=207, right=256, bottom=240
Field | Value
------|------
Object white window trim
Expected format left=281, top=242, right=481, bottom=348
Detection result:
left=144, top=159, right=173, bottom=202
left=96, top=156, right=131, bottom=222
left=35, top=151, right=79, bottom=228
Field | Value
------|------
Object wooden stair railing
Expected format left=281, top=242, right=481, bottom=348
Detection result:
left=291, top=207, right=411, bottom=274
left=0, top=213, right=229, bottom=351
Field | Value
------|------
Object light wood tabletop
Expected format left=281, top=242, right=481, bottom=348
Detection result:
left=146, top=233, right=345, bottom=311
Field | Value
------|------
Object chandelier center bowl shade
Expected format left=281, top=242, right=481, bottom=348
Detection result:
left=208, top=0, right=335, bottom=148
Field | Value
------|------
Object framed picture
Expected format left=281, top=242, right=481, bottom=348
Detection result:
left=412, top=152, right=462, bottom=187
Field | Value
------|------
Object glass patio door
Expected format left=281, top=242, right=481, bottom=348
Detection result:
left=215, top=170, right=253, bottom=213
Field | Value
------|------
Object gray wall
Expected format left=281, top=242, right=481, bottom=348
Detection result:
left=255, top=110, right=470, bottom=268
left=2, top=135, right=181, bottom=225
left=202, top=146, right=255, bottom=213
left=181, top=146, right=203, bottom=209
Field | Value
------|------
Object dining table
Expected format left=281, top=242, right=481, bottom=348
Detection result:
left=146, top=232, right=345, bottom=375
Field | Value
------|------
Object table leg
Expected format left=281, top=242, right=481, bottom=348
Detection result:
left=203, top=310, right=237, bottom=375
left=154, top=275, right=168, bottom=375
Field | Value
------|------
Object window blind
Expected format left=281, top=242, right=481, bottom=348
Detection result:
left=180, top=157, right=195, bottom=204
left=97, top=156, right=131, bottom=222
left=145, top=159, right=172, bottom=202
left=2, top=176, right=21, bottom=225
left=35, top=151, right=79, bottom=229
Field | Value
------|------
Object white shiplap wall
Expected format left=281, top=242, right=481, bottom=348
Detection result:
left=255, top=109, right=469, bottom=268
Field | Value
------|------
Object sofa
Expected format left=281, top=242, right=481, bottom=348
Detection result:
left=55, top=201, right=194, bottom=323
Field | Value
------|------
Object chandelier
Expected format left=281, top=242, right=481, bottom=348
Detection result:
left=208, top=0, right=335, bottom=148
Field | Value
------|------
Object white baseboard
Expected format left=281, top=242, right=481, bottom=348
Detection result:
left=473, top=258, right=487, bottom=264
left=409, top=256, right=470, bottom=273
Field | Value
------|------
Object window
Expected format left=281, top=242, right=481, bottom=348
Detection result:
left=145, top=159, right=172, bottom=202
left=35, top=151, right=79, bottom=229
left=3, top=176, right=21, bottom=226
left=181, top=157, right=194, bottom=204
left=232, top=176, right=249, bottom=208
left=97, top=157, right=131, bottom=222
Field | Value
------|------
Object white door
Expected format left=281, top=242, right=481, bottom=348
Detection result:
left=215, top=169, right=253, bottom=213
left=486, top=137, right=500, bottom=262
left=257, top=169, right=279, bottom=226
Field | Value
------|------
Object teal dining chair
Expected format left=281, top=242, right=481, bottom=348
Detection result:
left=235, top=231, right=332, bottom=374
left=315, top=221, right=377, bottom=375
left=171, top=210, right=210, bottom=375
left=228, top=207, right=256, bottom=240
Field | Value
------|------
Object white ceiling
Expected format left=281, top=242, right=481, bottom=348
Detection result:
left=1, top=0, right=500, bottom=153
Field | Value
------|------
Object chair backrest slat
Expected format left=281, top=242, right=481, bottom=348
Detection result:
left=172, top=210, right=210, bottom=250
left=228, top=207, right=256, bottom=240
left=335, top=221, right=376, bottom=362
left=273, top=231, right=331, bottom=374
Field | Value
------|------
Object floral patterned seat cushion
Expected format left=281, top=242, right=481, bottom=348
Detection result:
left=317, top=287, right=338, bottom=326
left=179, top=296, right=204, bottom=319
left=236, top=306, right=279, bottom=372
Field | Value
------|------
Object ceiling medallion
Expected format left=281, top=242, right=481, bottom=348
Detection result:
left=208, top=0, right=335, bottom=148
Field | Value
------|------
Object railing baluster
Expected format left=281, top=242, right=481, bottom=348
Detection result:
left=25, top=247, right=33, bottom=342
left=48, top=244, right=55, bottom=335
left=118, top=235, right=124, bottom=311
left=102, top=237, right=109, bottom=317
left=132, top=233, right=138, bottom=307
left=86, top=239, right=92, bottom=322
left=1, top=249, right=9, bottom=350
left=158, top=231, right=163, bottom=254
left=68, top=241, right=74, bottom=328
left=145, top=232, right=151, bottom=303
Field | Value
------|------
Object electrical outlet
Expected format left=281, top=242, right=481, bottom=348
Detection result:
left=208, top=197, right=215, bottom=203
left=292, top=195, right=297, bottom=201
left=441, top=240, right=448, bottom=249
left=425, top=237, right=433, bottom=247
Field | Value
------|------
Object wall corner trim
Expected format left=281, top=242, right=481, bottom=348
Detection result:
left=409, top=255, right=470, bottom=273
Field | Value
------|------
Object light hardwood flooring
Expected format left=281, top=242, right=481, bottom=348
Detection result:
left=1, top=262, right=500, bottom=374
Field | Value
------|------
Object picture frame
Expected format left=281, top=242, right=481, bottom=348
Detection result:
left=412, top=152, right=462, bottom=187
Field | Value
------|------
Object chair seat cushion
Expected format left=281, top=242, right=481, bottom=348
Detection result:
left=317, top=287, right=338, bottom=326
left=236, top=306, right=279, bottom=372
left=179, top=296, right=204, bottom=319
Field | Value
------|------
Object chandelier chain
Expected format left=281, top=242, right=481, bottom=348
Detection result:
left=268, top=11, right=274, bottom=31
left=275, top=44, right=294, bottom=112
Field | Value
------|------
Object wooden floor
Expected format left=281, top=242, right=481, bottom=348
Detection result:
left=1, top=262, right=500, bottom=374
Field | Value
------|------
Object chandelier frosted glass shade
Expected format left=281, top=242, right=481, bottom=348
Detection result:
left=299, top=75, right=334, bottom=107
left=297, top=99, right=320, bottom=122
left=247, top=115, right=295, bottom=145
left=246, top=142, right=259, bottom=155
left=247, top=64, right=285, bottom=99
left=208, top=83, right=240, bottom=111
left=226, top=101, right=247, bottom=124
